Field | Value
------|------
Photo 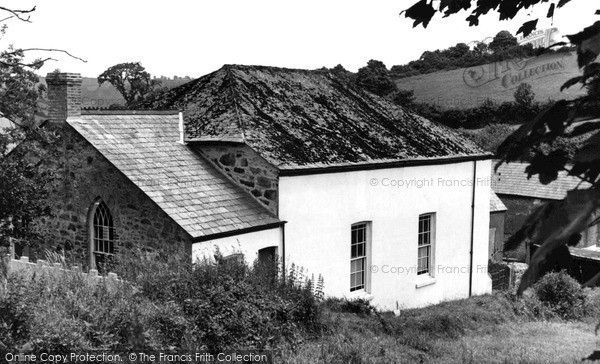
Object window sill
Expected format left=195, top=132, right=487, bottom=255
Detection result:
left=415, top=276, right=436, bottom=288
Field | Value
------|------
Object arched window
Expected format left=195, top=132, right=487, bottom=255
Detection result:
left=90, top=200, right=115, bottom=272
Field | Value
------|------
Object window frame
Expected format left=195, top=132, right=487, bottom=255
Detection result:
left=417, top=213, right=436, bottom=278
left=89, top=199, right=115, bottom=272
left=350, top=221, right=372, bottom=293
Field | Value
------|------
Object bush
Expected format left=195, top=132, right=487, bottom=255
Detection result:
left=0, top=248, right=325, bottom=354
left=533, top=271, right=586, bottom=319
left=325, top=297, right=375, bottom=316
left=116, top=249, right=324, bottom=351
left=583, top=288, right=600, bottom=318
left=460, top=123, right=515, bottom=153
left=0, top=269, right=160, bottom=354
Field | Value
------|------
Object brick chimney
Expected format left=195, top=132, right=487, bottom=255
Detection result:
left=46, top=72, right=82, bottom=123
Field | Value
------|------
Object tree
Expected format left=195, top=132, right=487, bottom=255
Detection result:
left=98, top=62, right=161, bottom=108
left=0, top=5, right=83, bottom=255
left=447, top=42, right=470, bottom=59
left=513, top=82, right=536, bottom=119
left=489, top=30, right=519, bottom=53
left=473, top=42, right=489, bottom=56
left=355, top=60, right=398, bottom=97
left=402, top=0, right=600, bottom=297
left=320, top=64, right=356, bottom=84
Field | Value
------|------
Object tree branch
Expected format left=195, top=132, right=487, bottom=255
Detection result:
left=0, top=15, right=14, bottom=24
left=3, top=48, right=87, bottom=63
left=0, top=6, right=35, bottom=23
left=17, top=48, right=87, bottom=63
left=0, top=57, right=56, bottom=68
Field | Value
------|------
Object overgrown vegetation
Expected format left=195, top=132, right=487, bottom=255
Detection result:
left=3, top=255, right=600, bottom=363
left=0, top=250, right=324, bottom=356
left=533, top=271, right=586, bottom=319
left=282, top=271, right=600, bottom=363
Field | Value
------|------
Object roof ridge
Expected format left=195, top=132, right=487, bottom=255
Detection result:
left=81, top=110, right=179, bottom=115
left=224, top=66, right=246, bottom=142
left=223, top=63, right=330, bottom=74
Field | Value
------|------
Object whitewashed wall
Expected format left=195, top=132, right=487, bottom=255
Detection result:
left=192, top=227, right=283, bottom=265
left=278, top=159, right=492, bottom=310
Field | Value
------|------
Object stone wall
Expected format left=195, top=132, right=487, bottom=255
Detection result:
left=488, top=261, right=528, bottom=291
left=8, top=256, right=123, bottom=282
left=488, top=260, right=511, bottom=290
left=17, top=123, right=191, bottom=268
left=193, top=143, right=279, bottom=215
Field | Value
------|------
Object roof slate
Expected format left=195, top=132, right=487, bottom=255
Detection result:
left=492, top=160, right=591, bottom=200
left=490, top=191, right=507, bottom=212
left=143, top=65, right=483, bottom=168
left=67, top=113, right=281, bottom=239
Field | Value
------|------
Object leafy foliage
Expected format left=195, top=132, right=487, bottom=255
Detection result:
left=402, top=0, right=574, bottom=35
left=355, top=60, right=398, bottom=97
left=0, top=27, right=55, bottom=251
left=489, top=31, right=519, bottom=53
left=0, top=48, right=43, bottom=125
left=533, top=271, right=585, bottom=319
left=98, top=62, right=161, bottom=108
left=513, top=82, right=535, bottom=113
left=458, top=123, right=515, bottom=152
left=0, top=250, right=325, bottom=354
left=389, top=38, right=547, bottom=79
left=324, top=297, right=376, bottom=316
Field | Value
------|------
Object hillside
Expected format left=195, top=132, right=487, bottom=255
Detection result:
left=0, top=76, right=191, bottom=131
left=51, top=76, right=191, bottom=109
left=395, top=52, right=586, bottom=110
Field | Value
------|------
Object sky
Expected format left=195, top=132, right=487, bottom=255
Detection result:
left=2, top=0, right=599, bottom=79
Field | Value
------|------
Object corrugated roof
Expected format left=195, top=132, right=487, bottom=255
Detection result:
left=141, top=64, right=482, bottom=168
left=67, top=112, right=281, bottom=239
left=490, top=191, right=507, bottom=212
left=492, top=160, right=591, bottom=200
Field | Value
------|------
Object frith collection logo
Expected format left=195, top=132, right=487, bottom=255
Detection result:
left=463, top=56, right=566, bottom=89
left=517, top=27, right=560, bottom=48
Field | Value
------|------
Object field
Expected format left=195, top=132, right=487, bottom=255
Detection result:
left=395, top=52, right=586, bottom=110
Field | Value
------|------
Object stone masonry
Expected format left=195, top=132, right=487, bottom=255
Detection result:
left=24, top=123, right=191, bottom=267
left=194, top=143, right=279, bottom=215
left=17, top=73, right=192, bottom=268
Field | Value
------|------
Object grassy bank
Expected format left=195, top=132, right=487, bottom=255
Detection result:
left=281, top=291, right=600, bottom=363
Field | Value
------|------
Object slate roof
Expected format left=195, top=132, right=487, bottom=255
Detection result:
left=490, top=191, right=507, bottom=212
left=142, top=65, right=483, bottom=168
left=67, top=111, right=281, bottom=240
left=492, top=160, right=591, bottom=200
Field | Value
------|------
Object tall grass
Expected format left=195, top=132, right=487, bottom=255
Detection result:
left=0, top=246, right=324, bottom=355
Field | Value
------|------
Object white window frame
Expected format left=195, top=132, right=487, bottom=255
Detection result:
left=350, top=221, right=371, bottom=293
left=417, top=213, right=436, bottom=278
